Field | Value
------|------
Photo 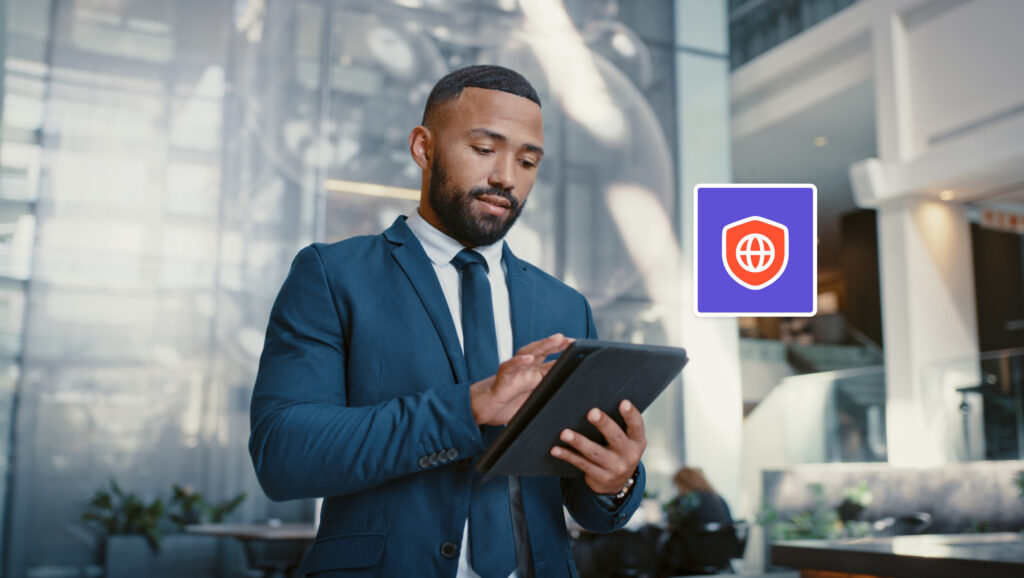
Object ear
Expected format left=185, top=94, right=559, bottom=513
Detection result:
left=409, top=125, right=432, bottom=170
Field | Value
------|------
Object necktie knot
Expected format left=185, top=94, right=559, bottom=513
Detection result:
left=452, top=248, right=489, bottom=273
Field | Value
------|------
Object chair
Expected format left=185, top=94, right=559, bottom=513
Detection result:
left=658, top=521, right=746, bottom=576
left=871, top=512, right=933, bottom=537
left=572, top=525, right=662, bottom=578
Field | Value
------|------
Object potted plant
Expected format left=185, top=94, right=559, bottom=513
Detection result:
left=82, top=479, right=165, bottom=551
left=168, top=484, right=247, bottom=530
left=84, top=480, right=250, bottom=578
left=757, top=483, right=874, bottom=542
left=837, top=481, right=873, bottom=523
left=757, top=483, right=843, bottom=541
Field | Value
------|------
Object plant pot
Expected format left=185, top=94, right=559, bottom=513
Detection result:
left=105, top=534, right=251, bottom=578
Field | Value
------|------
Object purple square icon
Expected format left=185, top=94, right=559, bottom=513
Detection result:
left=694, top=184, right=817, bottom=316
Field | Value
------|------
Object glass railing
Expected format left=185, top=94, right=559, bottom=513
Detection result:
left=745, top=365, right=887, bottom=465
left=729, top=0, right=861, bottom=69
left=922, top=347, right=1024, bottom=461
left=747, top=346, right=1024, bottom=465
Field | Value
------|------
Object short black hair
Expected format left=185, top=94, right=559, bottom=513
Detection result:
left=422, top=65, right=541, bottom=125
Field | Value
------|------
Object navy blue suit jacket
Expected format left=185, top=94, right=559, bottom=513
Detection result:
left=250, top=217, right=645, bottom=577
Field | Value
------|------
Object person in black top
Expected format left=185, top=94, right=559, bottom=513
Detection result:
left=660, top=466, right=739, bottom=576
left=664, top=467, right=733, bottom=529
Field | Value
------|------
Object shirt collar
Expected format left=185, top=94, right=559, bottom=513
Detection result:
left=406, top=209, right=505, bottom=271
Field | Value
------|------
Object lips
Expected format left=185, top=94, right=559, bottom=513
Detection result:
left=475, top=194, right=511, bottom=209
left=474, top=194, right=512, bottom=217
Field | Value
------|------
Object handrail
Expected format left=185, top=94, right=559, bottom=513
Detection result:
left=845, top=323, right=884, bottom=359
left=923, top=346, right=1024, bottom=368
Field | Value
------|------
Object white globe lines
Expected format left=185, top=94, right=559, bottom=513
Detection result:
left=735, top=233, right=775, bottom=273
left=721, top=216, right=789, bottom=290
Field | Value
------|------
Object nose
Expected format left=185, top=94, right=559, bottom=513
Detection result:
left=487, top=153, right=516, bottom=192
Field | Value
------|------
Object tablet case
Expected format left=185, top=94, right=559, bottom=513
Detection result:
left=476, top=339, right=688, bottom=478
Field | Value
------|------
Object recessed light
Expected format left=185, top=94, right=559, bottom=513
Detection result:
left=939, top=190, right=955, bottom=201
left=813, top=136, right=828, bottom=147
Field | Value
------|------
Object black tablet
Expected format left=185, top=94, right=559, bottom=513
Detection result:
left=475, top=339, right=688, bottom=478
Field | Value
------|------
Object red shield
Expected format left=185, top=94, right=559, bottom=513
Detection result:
left=722, top=216, right=789, bottom=290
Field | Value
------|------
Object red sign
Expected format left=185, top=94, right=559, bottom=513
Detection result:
left=981, top=209, right=1024, bottom=234
left=722, top=216, right=789, bottom=290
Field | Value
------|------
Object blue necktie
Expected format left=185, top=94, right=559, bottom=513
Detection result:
left=451, top=249, right=516, bottom=578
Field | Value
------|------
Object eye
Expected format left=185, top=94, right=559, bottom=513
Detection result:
left=519, top=159, right=537, bottom=169
left=471, top=146, right=493, bottom=155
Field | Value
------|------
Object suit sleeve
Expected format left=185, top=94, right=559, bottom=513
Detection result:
left=560, top=295, right=646, bottom=532
left=249, top=245, right=486, bottom=501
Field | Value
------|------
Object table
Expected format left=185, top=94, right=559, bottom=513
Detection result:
left=771, top=532, right=1024, bottom=578
left=186, top=522, right=317, bottom=578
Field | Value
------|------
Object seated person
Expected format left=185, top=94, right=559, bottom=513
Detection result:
left=664, top=466, right=733, bottom=530
left=660, top=466, right=738, bottom=576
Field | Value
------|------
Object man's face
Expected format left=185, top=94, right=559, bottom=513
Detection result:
left=418, top=87, right=544, bottom=247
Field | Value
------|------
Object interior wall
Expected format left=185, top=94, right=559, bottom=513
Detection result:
left=840, top=209, right=883, bottom=347
left=970, top=224, right=1024, bottom=352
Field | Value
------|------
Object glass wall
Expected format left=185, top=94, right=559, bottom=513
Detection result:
left=1, top=0, right=308, bottom=574
left=0, top=0, right=685, bottom=574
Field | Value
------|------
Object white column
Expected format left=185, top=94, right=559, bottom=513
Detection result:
left=877, top=198, right=980, bottom=465
left=674, top=0, right=743, bottom=505
left=869, top=10, right=980, bottom=466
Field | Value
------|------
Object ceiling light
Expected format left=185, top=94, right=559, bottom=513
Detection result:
left=813, top=136, right=827, bottom=147
left=939, top=189, right=955, bottom=201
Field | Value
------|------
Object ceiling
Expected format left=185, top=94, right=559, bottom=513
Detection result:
left=731, top=80, right=877, bottom=274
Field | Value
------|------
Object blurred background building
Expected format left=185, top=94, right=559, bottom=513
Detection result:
left=0, top=0, right=1020, bottom=576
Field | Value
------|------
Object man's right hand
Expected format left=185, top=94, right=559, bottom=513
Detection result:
left=469, top=333, right=575, bottom=426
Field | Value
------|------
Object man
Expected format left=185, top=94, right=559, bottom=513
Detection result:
left=250, top=65, right=647, bottom=577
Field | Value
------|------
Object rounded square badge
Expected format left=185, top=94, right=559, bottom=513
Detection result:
left=694, top=184, right=817, bottom=317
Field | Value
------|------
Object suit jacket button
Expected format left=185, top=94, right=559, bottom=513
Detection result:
left=418, top=456, right=430, bottom=469
left=445, top=448, right=459, bottom=460
left=440, top=541, right=458, bottom=558
left=428, top=453, right=440, bottom=466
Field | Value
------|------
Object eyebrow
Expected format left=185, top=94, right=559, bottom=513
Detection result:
left=468, top=127, right=545, bottom=157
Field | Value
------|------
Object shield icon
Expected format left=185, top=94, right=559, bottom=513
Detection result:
left=721, top=216, right=789, bottom=290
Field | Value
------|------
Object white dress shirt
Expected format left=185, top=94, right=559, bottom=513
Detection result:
left=405, top=210, right=516, bottom=578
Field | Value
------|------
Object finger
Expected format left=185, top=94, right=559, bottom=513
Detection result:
left=536, top=359, right=558, bottom=375
left=550, top=445, right=606, bottom=478
left=515, top=334, right=562, bottom=356
left=493, top=355, right=538, bottom=393
left=559, top=428, right=620, bottom=468
left=586, top=408, right=630, bottom=449
left=620, top=400, right=646, bottom=443
left=497, top=354, right=535, bottom=374
left=516, top=333, right=574, bottom=357
left=523, top=339, right=574, bottom=368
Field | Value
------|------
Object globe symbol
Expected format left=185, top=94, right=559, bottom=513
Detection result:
left=735, top=233, right=775, bottom=273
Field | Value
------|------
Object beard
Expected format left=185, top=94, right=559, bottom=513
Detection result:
left=427, top=154, right=526, bottom=247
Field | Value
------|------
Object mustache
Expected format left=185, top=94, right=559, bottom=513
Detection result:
left=470, top=187, right=519, bottom=211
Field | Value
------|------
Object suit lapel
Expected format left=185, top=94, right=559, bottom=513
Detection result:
left=503, top=243, right=535, bottom=352
left=384, top=217, right=468, bottom=384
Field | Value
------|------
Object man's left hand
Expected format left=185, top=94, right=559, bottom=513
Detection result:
left=549, top=399, right=646, bottom=495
